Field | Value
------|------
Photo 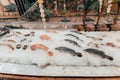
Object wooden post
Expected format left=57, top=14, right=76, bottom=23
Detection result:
left=114, top=1, right=120, bottom=24
left=95, top=0, right=105, bottom=31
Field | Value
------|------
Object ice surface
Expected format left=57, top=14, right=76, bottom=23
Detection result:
left=0, top=29, right=120, bottom=76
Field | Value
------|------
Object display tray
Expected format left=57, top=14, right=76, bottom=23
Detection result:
left=0, top=29, right=120, bottom=77
left=0, top=63, right=120, bottom=77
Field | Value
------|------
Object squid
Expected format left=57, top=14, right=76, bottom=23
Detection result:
left=16, top=31, right=22, bottom=34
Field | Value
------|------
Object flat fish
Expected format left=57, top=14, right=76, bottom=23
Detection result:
left=55, top=47, right=82, bottom=57
left=84, top=48, right=113, bottom=61
left=65, top=34, right=79, bottom=40
left=64, top=39, right=81, bottom=47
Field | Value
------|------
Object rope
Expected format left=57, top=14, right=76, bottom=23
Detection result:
left=21, top=1, right=38, bottom=18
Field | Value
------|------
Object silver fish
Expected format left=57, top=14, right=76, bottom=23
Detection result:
left=55, top=47, right=82, bottom=57
left=84, top=48, right=113, bottom=61
left=64, top=39, right=81, bottom=47
left=65, top=34, right=79, bottom=40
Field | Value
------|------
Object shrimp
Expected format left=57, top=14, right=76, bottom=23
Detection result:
left=46, top=30, right=57, bottom=33
left=4, top=40, right=16, bottom=43
left=7, top=44, right=14, bottom=50
left=6, top=34, right=14, bottom=37
left=48, top=51, right=54, bottom=57
left=0, top=44, right=14, bottom=50
left=106, top=43, right=116, bottom=48
left=30, top=44, right=49, bottom=51
left=16, top=31, right=22, bottom=34
left=6, top=33, right=18, bottom=38
left=40, top=34, right=51, bottom=40
left=30, top=44, right=54, bottom=57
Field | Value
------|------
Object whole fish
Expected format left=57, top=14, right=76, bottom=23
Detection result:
left=0, top=29, right=10, bottom=37
left=70, top=31, right=84, bottom=35
left=5, top=25, right=24, bottom=29
left=84, top=48, right=113, bottom=61
left=64, top=39, right=81, bottom=47
left=55, top=47, right=82, bottom=57
left=65, top=34, right=79, bottom=40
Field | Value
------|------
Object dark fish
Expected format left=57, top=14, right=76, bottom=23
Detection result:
left=0, top=29, right=10, bottom=37
left=84, top=48, right=113, bottom=61
left=65, top=34, right=79, bottom=40
left=70, top=31, right=84, bottom=35
left=55, top=47, right=82, bottom=57
left=5, top=25, right=24, bottom=29
left=64, top=39, right=81, bottom=47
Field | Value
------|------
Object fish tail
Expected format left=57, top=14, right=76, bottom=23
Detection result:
left=105, top=55, right=114, bottom=61
left=55, top=48, right=58, bottom=50
left=75, top=52, right=82, bottom=57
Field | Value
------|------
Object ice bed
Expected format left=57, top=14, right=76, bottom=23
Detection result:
left=0, top=23, right=120, bottom=77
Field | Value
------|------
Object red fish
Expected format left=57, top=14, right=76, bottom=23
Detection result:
left=31, top=44, right=49, bottom=51
left=40, top=34, right=51, bottom=40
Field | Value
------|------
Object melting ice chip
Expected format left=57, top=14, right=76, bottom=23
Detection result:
left=65, top=25, right=67, bottom=29
left=43, top=23, right=47, bottom=29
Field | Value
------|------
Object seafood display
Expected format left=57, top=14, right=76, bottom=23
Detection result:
left=0, top=29, right=120, bottom=76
